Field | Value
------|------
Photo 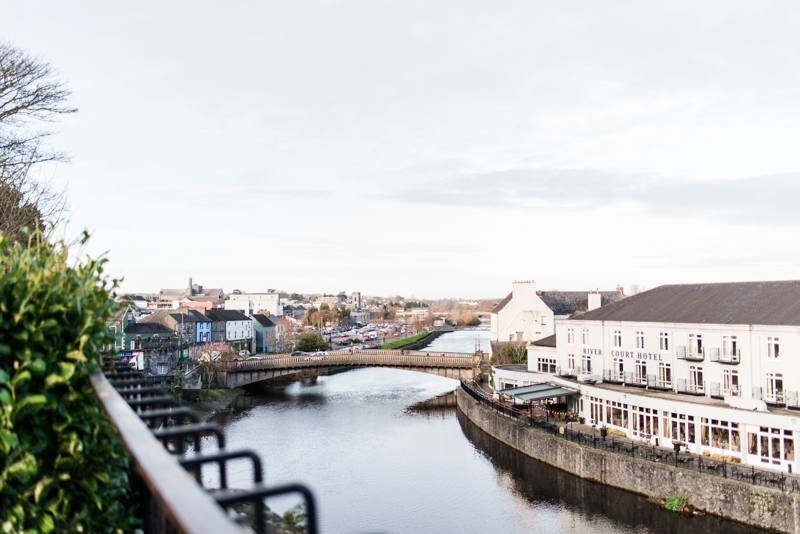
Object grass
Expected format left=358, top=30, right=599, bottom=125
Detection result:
left=380, top=331, right=429, bottom=349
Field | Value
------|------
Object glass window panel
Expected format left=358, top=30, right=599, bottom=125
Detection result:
left=785, top=439, right=795, bottom=462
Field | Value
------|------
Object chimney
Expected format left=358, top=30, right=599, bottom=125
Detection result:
left=512, top=280, right=537, bottom=309
left=616, top=284, right=624, bottom=295
left=587, top=291, right=601, bottom=311
left=188, top=278, right=193, bottom=296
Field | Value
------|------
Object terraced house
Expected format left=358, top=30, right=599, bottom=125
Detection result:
left=492, top=281, right=800, bottom=472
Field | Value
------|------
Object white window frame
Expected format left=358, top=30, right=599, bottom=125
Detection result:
left=766, top=372, right=784, bottom=403
left=538, top=357, right=557, bottom=374
left=658, top=362, right=672, bottom=388
left=581, top=354, right=592, bottom=373
left=659, top=332, right=669, bottom=351
left=723, top=369, right=739, bottom=397
left=613, top=330, right=622, bottom=348
left=689, top=333, right=703, bottom=358
left=636, top=331, right=644, bottom=349
left=582, top=328, right=589, bottom=345
left=723, top=335, right=738, bottom=358
left=612, top=357, right=624, bottom=381
left=567, top=328, right=574, bottom=345
left=635, top=360, right=647, bottom=384
left=689, top=365, right=704, bottom=393
left=567, top=353, right=575, bottom=372
left=768, top=337, right=780, bottom=359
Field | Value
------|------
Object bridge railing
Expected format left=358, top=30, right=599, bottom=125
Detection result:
left=93, top=358, right=319, bottom=534
left=225, top=351, right=479, bottom=371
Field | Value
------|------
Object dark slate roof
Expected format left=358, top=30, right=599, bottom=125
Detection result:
left=206, top=309, right=250, bottom=322
left=138, top=309, right=171, bottom=324
left=570, top=281, right=800, bottom=326
left=108, top=306, right=129, bottom=323
left=538, top=291, right=624, bottom=316
left=252, top=314, right=275, bottom=327
left=532, top=334, right=557, bottom=347
left=491, top=293, right=513, bottom=314
left=124, top=323, right=172, bottom=335
left=169, top=311, right=211, bottom=323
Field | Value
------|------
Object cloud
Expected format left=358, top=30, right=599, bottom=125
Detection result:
left=380, top=168, right=800, bottom=226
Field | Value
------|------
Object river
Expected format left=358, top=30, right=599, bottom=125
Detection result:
left=209, top=330, right=767, bottom=534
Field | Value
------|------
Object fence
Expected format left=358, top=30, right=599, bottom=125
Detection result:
left=459, top=380, right=800, bottom=494
left=226, top=350, right=477, bottom=372
left=93, top=357, right=319, bottom=534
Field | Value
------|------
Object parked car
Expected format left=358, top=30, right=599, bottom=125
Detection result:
left=246, top=356, right=261, bottom=361
left=313, top=351, right=329, bottom=355
left=291, top=351, right=309, bottom=357
left=239, top=350, right=250, bottom=356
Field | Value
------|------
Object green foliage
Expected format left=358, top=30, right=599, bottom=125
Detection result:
left=282, top=504, right=307, bottom=533
left=489, top=344, right=527, bottom=365
left=664, top=493, right=688, bottom=511
left=0, top=233, right=137, bottom=533
left=403, top=301, right=428, bottom=310
left=296, top=332, right=330, bottom=352
left=318, top=303, right=330, bottom=311
left=380, top=331, right=428, bottom=350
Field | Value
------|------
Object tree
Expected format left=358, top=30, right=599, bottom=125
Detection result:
left=630, top=284, right=646, bottom=295
left=297, top=332, right=330, bottom=352
left=489, top=344, right=528, bottom=366
left=303, top=306, right=318, bottom=326
left=423, top=309, right=435, bottom=327
left=290, top=292, right=302, bottom=301
left=319, top=303, right=330, bottom=311
left=410, top=319, right=423, bottom=333
left=336, top=306, right=351, bottom=326
left=1, top=44, right=75, bottom=242
left=197, top=343, right=234, bottom=395
left=231, top=289, right=242, bottom=295
left=265, top=316, right=294, bottom=353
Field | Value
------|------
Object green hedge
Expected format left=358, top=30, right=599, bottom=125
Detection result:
left=380, top=331, right=429, bottom=350
left=0, top=233, right=138, bottom=532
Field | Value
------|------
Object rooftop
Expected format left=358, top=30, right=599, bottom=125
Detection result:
left=571, top=281, right=800, bottom=326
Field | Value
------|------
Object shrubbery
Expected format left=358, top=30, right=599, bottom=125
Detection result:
left=296, top=332, right=330, bottom=352
left=0, top=233, right=137, bottom=532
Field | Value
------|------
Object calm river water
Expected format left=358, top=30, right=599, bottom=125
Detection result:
left=209, top=330, right=766, bottom=534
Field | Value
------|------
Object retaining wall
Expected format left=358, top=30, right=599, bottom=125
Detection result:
left=457, top=388, right=800, bottom=533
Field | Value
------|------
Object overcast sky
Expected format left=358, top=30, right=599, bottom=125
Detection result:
left=3, top=1, right=800, bottom=299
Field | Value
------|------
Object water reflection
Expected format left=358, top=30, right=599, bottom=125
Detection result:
left=209, top=364, right=768, bottom=534
left=457, top=411, right=768, bottom=534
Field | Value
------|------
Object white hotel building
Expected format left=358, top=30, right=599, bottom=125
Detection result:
left=492, top=281, right=800, bottom=472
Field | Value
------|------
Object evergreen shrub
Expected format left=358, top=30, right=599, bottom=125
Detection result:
left=0, top=233, right=137, bottom=533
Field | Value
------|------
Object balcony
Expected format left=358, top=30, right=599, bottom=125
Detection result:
left=602, top=369, right=624, bottom=383
left=709, top=347, right=740, bottom=365
left=675, top=378, right=705, bottom=395
left=764, top=391, right=785, bottom=405
left=676, top=345, right=704, bottom=362
left=623, top=371, right=647, bottom=387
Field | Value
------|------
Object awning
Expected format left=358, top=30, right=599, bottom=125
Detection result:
left=499, top=383, right=577, bottom=402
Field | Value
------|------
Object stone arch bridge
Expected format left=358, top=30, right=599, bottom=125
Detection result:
left=218, top=349, right=482, bottom=388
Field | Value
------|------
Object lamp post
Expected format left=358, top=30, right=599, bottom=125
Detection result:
left=721, top=439, right=728, bottom=477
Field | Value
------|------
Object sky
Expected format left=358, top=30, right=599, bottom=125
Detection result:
left=3, top=1, right=800, bottom=299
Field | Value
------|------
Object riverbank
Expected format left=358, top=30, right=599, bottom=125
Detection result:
left=456, top=386, right=796, bottom=533
left=183, top=387, right=243, bottom=421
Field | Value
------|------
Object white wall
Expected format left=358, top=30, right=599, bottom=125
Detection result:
left=491, top=281, right=554, bottom=345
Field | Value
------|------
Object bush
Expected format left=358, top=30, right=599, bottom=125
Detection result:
left=0, top=233, right=137, bottom=532
left=296, top=332, right=330, bottom=352
left=489, top=344, right=527, bottom=365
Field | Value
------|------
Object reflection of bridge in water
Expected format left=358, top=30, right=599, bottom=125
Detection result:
left=218, top=349, right=482, bottom=389
left=406, top=391, right=458, bottom=418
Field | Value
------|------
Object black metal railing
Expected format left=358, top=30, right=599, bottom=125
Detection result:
left=95, top=357, right=319, bottom=534
left=460, top=380, right=799, bottom=494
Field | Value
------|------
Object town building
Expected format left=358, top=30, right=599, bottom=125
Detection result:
left=139, top=308, right=212, bottom=356
left=123, top=322, right=173, bottom=351
left=491, top=281, right=800, bottom=472
left=490, top=281, right=623, bottom=354
left=105, top=304, right=136, bottom=351
left=225, top=292, right=282, bottom=317
left=160, top=278, right=224, bottom=303
left=206, top=309, right=254, bottom=352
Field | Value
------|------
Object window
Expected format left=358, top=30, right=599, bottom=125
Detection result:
left=700, top=418, right=740, bottom=452
left=613, top=330, right=622, bottom=347
left=157, top=364, right=168, bottom=375
left=509, top=334, right=514, bottom=341
left=766, top=373, right=784, bottom=403
left=636, top=331, right=644, bottom=349
left=612, top=357, right=624, bottom=381
left=567, top=328, right=575, bottom=345
left=689, top=365, right=704, bottom=393
left=748, top=427, right=794, bottom=466
left=658, top=362, right=671, bottom=388
left=659, top=332, right=669, bottom=351
left=723, top=369, right=739, bottom=396
left=632, top=406, right=659, bottom=438
left=567, top=354, right=575, bottom=371
left=635, top=360, right=647, bottom=384
left=768, top=337, right=780, bottom=358
left=516, top=332, right=524, bottom=341
left=541, top=315, right=546, bottom=325
left=722, top=335, right=738, bottom=358
left=688, top=334, right=703, bottom=358
left=581, top=354, right=592, bottom=373
left=582, top=329, right=589, bottom=345
left=538, top=358, right=557, bottom=373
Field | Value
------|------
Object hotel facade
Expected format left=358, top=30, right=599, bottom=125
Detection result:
left=492, top=281, right=800, bottom=472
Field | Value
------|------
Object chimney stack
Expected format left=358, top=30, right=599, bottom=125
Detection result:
left=188, top=277, right=193, bottom=296
left=587, top=291, right=602, bottom=311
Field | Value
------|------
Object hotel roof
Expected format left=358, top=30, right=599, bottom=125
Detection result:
left=570, top=281, right=800, bottom=326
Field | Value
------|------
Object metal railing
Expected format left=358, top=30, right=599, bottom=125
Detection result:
left=94, top=358, right=319, bottom=534
left=710, top=348, right=740, bottom=364
left=459, top=380, right=800, bottom=494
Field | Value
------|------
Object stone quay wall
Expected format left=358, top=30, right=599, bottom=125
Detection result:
left=456, top=387, right=800, bottom=533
